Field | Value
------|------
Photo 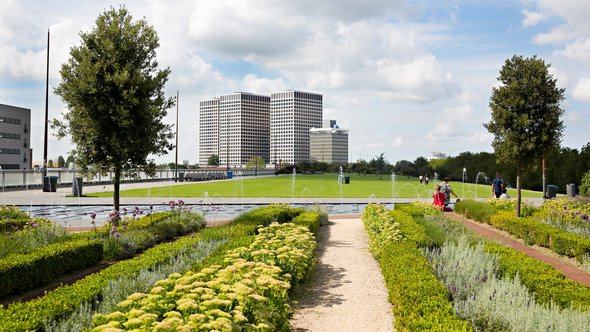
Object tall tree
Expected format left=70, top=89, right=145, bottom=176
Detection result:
left=485, top=55, right=565, bottom=216
left=370, top=153, right=389, bottom=180
left=208, top=154, right=220, bottom=166
left=53, top=7, right=174, bottom=210
left=246, top=156, right=266, bottom=172
left=57, top=155, right=66, bottom=168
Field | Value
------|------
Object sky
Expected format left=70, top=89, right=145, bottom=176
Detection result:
left=1, top=0, right=589, bottom=166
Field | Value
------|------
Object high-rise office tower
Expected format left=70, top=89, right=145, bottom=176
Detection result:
left=270, top=90, right=322, bottom=165
left=198, top=92, right=270, bottom=167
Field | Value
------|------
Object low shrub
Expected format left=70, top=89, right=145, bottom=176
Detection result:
left=91, top=223, right=317, bottom=331
left=0, top=205, right=310, bottom=331
left=291, top=211, right=321, bottom=235
left=362, top=204, right=472, bottom=331
left=423, top=213, right=590, bottom=311
left=0, top=238, right=103, bottom=298
left=455, top=200, right=497, bottom=223
left=490, top=213, right=590, bottom=261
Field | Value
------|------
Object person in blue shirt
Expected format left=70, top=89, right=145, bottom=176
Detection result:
left=492, top=173, right=504, bottom=198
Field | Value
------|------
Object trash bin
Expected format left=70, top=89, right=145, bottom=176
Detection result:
left=178, top=172, right=185, bottom=182
left=344, top=176, right=350, bottom=184
left=72, top=177, right=83, bottom=196
left=566, top=183, right=576, bottom=197
left=547, top=185, right=558, bottom=199
left=43, top=176, right=58, bottom=192
left=227, top=171, right=233, bottom=179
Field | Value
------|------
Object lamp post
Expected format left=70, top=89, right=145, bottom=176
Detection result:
left=175, top=90, right=179, bottom=182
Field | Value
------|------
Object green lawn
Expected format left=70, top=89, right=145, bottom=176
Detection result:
left=87, top=174, right=543, bottom=199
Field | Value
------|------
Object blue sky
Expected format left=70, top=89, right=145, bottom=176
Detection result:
left=1, top=0, right=589, bottom=166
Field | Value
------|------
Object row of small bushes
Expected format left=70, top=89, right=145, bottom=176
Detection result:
left=455, top=200, right=590, bottom=262
left=91, top=222, right=318, bottom=331
left=0, top=210, right=206, bottom=301
left=362, top=204, right=472, bottom=331
left=416, top=213, right=590, bottom=311
left=0, top=206, right=39, bottom=234
left=0, top=238, right=103, bottom=299
left=0, top=224, right=255, bottom=331
left=490, top=212, right=590, bottom=261
left=0, top=204, right=311, bottom=331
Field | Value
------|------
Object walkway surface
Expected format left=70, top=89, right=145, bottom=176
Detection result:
left=290, top=216, right=395, bottom=332
left=447, top=212, right=590, bottom=287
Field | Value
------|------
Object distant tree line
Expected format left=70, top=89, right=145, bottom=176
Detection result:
left=287, top=144, right=590, bottom=194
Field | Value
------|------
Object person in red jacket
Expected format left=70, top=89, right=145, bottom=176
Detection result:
left=432, top=184, right=446, bottom=210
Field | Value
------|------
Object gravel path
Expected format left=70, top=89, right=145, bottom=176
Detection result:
left=290, top=217, right=394, bottom=332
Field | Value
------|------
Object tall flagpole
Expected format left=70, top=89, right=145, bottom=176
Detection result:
left=175, top=90, right=179, bottom=182
left=43, top=29, right=50, bottom=185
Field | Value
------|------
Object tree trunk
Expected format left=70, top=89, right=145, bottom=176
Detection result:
left=516, top=171, right=521, bottom=218
left=114, top=163, right=121, bottom=211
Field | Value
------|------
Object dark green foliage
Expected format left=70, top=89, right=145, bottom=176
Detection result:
left=485, top=55, right=565, bottom=215
left=454, top=199, right=497, bottom=223
left=53, top=7, right=175, bottom=210
left=207, top=154, right=219, bottom=166
left=581, top=170, right=590, bottom=197
left=485, top=55, right=565, bottom=169
left=0, top=238, right=103, bottom=298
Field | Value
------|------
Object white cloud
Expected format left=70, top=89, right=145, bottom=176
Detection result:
left=572, top=78, right=590, bottom=101
left=533, top=25, right=575, bottom=44
left=558, top=37, right=590, bottom=62
left=522, top=10, right=548, bottom=28
left=392, top=136, right=403, bottom=147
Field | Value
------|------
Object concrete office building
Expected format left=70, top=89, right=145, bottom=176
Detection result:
left=0, top=104, right=31, bottom=170
left=198, top=92, right=270, bottom=167
left=270, top=90, right=322, bottom=165
left=309, top=120, right=348, bottom=164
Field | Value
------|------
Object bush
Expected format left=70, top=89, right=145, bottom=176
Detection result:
left=581, top=170, right=590, bottom=197
left=91, top=222, right=317, bottom=331
left=490, top=212, right=590, bottom=261
left=0, top=205, right=311, bottom=331
left=362, top=204, right=472, bottom=331
left=0, top=238, right=103, bottom=298
left=423, top=211, right=590, bottom=311
left=454, top=200, right=497, bottom=223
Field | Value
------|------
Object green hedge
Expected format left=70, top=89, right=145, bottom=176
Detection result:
left=490, top=212, right=590, bottom=261
left=486, top=242, right=590, bottom=310
left=0, top=205, right=310, bottom=331
left=362, top=205, right=472, bottom=331
left=454, top=200, right=497, bottom=223
left=419, top=213, right=590, bottom=311
left=0, top=238, right=103, bottom=299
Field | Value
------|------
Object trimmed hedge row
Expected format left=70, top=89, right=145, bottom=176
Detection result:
left=421, top=212, right=590, bottom=311
left=0, top=238, right=103, bottom=299
left=0, top=205, right=309, bottom=331
left=0, top=224, right=257, bottom=331
left=485, top=241, right=590, bottom=310
left=490, top=212, right=590, bottom=261
left=362, top=204, right=472, bottom=331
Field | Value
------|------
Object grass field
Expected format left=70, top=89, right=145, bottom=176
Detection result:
left=87, top=174, right=543, bottom=199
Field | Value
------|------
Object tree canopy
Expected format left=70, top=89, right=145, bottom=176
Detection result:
left=485, top=55, right=565, bottom=215
left=53, top=7, right=174, bottom=209
left=208, top=154, right=220, bottom=166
